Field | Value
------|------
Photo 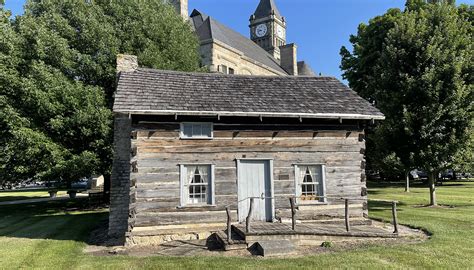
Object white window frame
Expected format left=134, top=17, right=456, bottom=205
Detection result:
left=179, top=164, right=215, bottom=207
left=180, top=122, right=213, bottom=140
left=293, top=164, right=327, bottom=205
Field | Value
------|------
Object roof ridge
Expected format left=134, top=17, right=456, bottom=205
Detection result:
left=134, top=67, right=335, bottom=80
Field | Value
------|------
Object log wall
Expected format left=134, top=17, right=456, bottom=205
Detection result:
left=129, top=120, right=368, bottom=232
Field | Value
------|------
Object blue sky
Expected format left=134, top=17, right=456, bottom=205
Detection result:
left=4, top=0, right=474, bottom=80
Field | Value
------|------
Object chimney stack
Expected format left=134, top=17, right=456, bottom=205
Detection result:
left=280, top=43, right=298, bottom=76
left=116, top=54, right=138, bottom=74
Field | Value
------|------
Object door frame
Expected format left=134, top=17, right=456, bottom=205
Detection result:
left=236, top=158, right=275, bottom=222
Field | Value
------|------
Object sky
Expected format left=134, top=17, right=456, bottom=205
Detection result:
left=4, top=0, right=474, bottom=81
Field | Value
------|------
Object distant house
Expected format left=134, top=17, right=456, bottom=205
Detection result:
left=108, top=55, right=384, bottom=245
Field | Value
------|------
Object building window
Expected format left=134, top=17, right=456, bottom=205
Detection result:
left=218, top=65, right=235, bottom=75
left=180, top=165, right=214, bottom=206
left=218, top=64, right=228, bottom=74
left=294, top=165, right=326, bottom=203
left=180, top=122, right=213, bottom=139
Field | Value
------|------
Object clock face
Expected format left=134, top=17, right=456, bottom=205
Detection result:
left=277, top=25, right=285, bottom=39
left=255, top=24, right=268, bottom=38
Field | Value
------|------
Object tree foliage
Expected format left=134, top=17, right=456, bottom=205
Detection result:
left=341, top=1, right=473, bottom=204
left=0, top=0, right=201, bottom=185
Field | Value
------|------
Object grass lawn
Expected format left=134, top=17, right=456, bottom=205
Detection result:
left=0, top=182, right=473, bottom=269
left=0, top=189, right=68, bottom=202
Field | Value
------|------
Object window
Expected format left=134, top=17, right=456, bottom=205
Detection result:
left=295, top=165, right=326, bottom=203
left=180, top=122, right=213, bottom=139
left=180, top=165, right=214, bottom=206
left=218, top=64, right=228, bottom=74
left=218, top=65, right=235, bottom=75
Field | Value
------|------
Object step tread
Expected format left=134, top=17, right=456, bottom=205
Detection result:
left=215, top=230, right=247, bottom=251
left=255, top=240, right=295, bottom=257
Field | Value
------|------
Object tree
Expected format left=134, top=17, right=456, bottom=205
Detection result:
left=341, top=0, right=473, bottom=205
left=0, top=0, right=201, bottom=190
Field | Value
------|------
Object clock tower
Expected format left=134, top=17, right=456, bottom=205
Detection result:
left=249, top=0, right=286, bottom=60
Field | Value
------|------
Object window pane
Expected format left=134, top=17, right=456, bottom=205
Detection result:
left=193, top=124, right=202, bottom=136
left=183, top=124, right=193, bottom=138
left=181, top=123, right=213, bottom=138
left=184, top=165, right=211, bottom=205
left=201, top=124, right=212, bottom=137
left=299, top=165, right=324, bottom=201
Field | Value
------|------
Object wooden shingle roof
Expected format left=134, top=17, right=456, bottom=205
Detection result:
left=114, top=68, right=384, bottom=120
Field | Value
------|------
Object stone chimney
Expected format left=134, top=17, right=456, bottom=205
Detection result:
left=116, top=54, right=138, bottom=74
left=167, top=0, right=188, bottom=19
left=279, top=43, right=298, bottom=76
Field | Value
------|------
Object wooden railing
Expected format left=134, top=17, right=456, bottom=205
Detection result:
left=224, top=195, right=399, bottom=244
left=225, top=194, right=274, bottom=243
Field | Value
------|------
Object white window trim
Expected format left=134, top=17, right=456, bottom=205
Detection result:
left=180, top=122, right=214, bottom=140
left=293, top=164, right=327, bottom=205
left=179, top=164, right=215, bottom=207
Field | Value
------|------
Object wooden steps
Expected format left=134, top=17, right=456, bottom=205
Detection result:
left=214, top=230, right=247, bottom=251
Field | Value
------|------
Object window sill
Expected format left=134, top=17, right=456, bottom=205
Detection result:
left=177, top=205, right=217, bottom=210
left=179, top=137, right=214, bottom=140
left=297, top=202, right=328, bottom=206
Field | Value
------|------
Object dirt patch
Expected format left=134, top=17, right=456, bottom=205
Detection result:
left=84, top=221, right=429, bottom=258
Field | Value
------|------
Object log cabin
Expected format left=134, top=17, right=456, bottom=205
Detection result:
left=108, top=55, right=384, bottom=245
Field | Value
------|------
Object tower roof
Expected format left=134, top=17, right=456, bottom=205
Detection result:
left=190, top=9, right=287, bottom=75
left=253, top=0, right=283, bottom=20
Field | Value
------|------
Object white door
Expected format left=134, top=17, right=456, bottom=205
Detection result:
left=237, top=160, right=273, bottom=222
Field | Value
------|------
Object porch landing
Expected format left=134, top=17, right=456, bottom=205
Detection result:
left=218, top=221, right=399, bottom=250
left=233, top=222, right=397, bottom=239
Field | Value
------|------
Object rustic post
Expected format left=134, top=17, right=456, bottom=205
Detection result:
left=226, top=206, right=232, bottom=243
left=289, top=197, right=296, bottom=231
left=345, top=199, right=350, bottom=232
left=392, top=201, right=399, bottom=234
left=246, top=198, right=254, bottom=233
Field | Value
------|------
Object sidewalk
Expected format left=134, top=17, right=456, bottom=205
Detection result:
left=0, top=193, right=88, bottom=206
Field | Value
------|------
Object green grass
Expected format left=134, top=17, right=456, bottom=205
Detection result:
left=0, top=189, right=68, bottom=202
left=0, top=182, right=473, bottom=269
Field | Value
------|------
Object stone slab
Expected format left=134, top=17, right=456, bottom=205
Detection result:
left=255, top=240, right=295, bottom=257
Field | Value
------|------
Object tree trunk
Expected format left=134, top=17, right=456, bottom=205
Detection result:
left=405, top=171, right=410, bottom=192
left=428, top=172, right=437, bottom=206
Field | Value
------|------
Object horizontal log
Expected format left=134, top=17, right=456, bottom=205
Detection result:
left=136, top=138, right=361, bottom=148
left=137, top=189, right=180, bottom=198
left=136, top=202, right=179, bottom=211
left=140, top=205, right=239, bottom=213
left=215, top=181, right=238, bottom=196
left=135, top=127, right=361, bottom=138
left=136, top=152, right=363, bottom=166
left=135, top=210, right=237, bottom=226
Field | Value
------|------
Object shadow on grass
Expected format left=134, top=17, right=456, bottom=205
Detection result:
left=0, top=196, right=47, bottom=203
left=0, top=198, right=108, bottom=244
left=368, top=180, right=474, bottom=190
left=367, top=200, right=407, bottom=215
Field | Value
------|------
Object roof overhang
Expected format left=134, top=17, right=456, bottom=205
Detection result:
left=115, top=109, right=385, bottom=121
